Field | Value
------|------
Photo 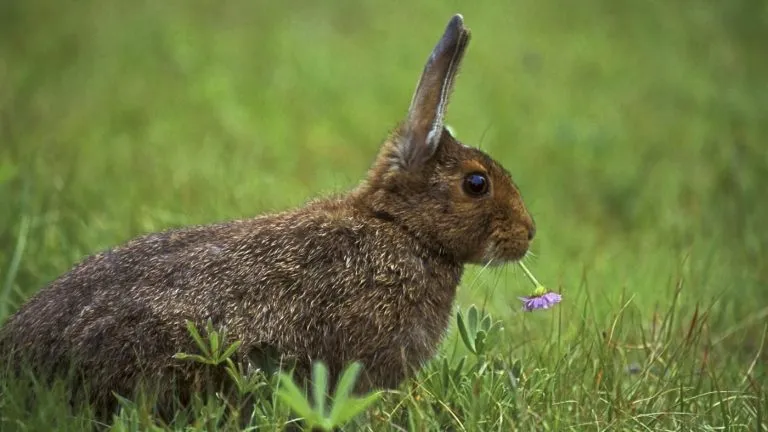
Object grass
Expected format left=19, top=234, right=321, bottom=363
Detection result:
left=0, top=0, right=766, bottom=430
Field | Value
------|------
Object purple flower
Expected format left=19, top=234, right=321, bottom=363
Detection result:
left=518, top=291, right=562, bottom=312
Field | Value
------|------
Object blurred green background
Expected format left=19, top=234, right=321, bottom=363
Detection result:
left=1, top=0, right=766, bottom=383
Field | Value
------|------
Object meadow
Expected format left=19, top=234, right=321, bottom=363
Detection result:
left=0, top=0, right=766, bottom=430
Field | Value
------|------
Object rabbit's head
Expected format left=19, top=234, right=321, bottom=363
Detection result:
left=356, top=14, right=535, bottom=265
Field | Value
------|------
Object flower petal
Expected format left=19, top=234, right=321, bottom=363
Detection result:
left=518, top=291, right=562, bottom=312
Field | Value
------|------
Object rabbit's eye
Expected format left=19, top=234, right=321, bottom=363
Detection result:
left=463, top=172, right=489, bottom=196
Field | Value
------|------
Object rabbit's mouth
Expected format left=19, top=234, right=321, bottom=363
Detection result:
left=479, top=240, right=530, bottom=266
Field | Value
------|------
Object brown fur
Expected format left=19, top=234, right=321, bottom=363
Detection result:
left=0, top=14, right=534, bottom=417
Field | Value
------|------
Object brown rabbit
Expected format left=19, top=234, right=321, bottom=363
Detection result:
left=0, top=14, right=535, bottom=417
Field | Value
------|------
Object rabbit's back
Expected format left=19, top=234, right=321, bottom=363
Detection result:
left=0, top=198, right=463, bottom=407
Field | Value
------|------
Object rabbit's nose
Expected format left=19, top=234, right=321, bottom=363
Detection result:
left=524, top=214, right=536, bottom=241
left=527, top=225, right=536, bottom=241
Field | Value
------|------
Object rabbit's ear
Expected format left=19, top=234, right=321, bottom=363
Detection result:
left=399, top=14, right=471, bottom=169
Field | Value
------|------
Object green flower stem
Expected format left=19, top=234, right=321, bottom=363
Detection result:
left=518, top=261, right=542, bottom=288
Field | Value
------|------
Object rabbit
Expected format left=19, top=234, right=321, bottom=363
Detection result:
left=0, top=13, right=535, bottom=419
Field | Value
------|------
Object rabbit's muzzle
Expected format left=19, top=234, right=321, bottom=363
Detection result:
left=479, top=209, right=535, bottom=265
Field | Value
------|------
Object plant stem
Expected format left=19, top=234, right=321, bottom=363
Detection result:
left=518, top=261, right=542, bottom=288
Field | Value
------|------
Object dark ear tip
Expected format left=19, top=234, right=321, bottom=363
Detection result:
left=445, top=13, right=468, bottom=37
left=429, top=14, right=470, bottom=61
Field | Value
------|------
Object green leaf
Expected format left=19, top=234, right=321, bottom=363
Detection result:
left=225, top=363, right=245, bottom=392
left=209, top=328, right=220, bottom=359
left=185, top=320, right=211, bottom=358
left=329, top=392, right=381, bottom=426
left=456, top=309, right=476, bottom=354
left=480, top=315, right=492, bottom=332
left=475, top=330, right=487, bottom=356
left=312, top=361, right=329, bottom=417
left=453, top=356, right=466, bottom=383
left=220, top=340, right=242, bottom=361
left=112, top=392, right=136, bottom=410
left=277, top=372, right=316, bottom=422
left=468, top=305, right=479, bottom=337
left=329, top=362, right=381, bottom=427
left=332, top=362, right=361, bottom=401
left=329, top=362, right=363, bottom=422
left=440, top=358, right=450, bottom=390
left=172, top=353, right=212, bottom=365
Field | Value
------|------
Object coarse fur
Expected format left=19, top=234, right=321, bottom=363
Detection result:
left=0, top=14, right=535, bottom=418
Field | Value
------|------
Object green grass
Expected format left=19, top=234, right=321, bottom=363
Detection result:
left=1, top=0, right=766, bottom=430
